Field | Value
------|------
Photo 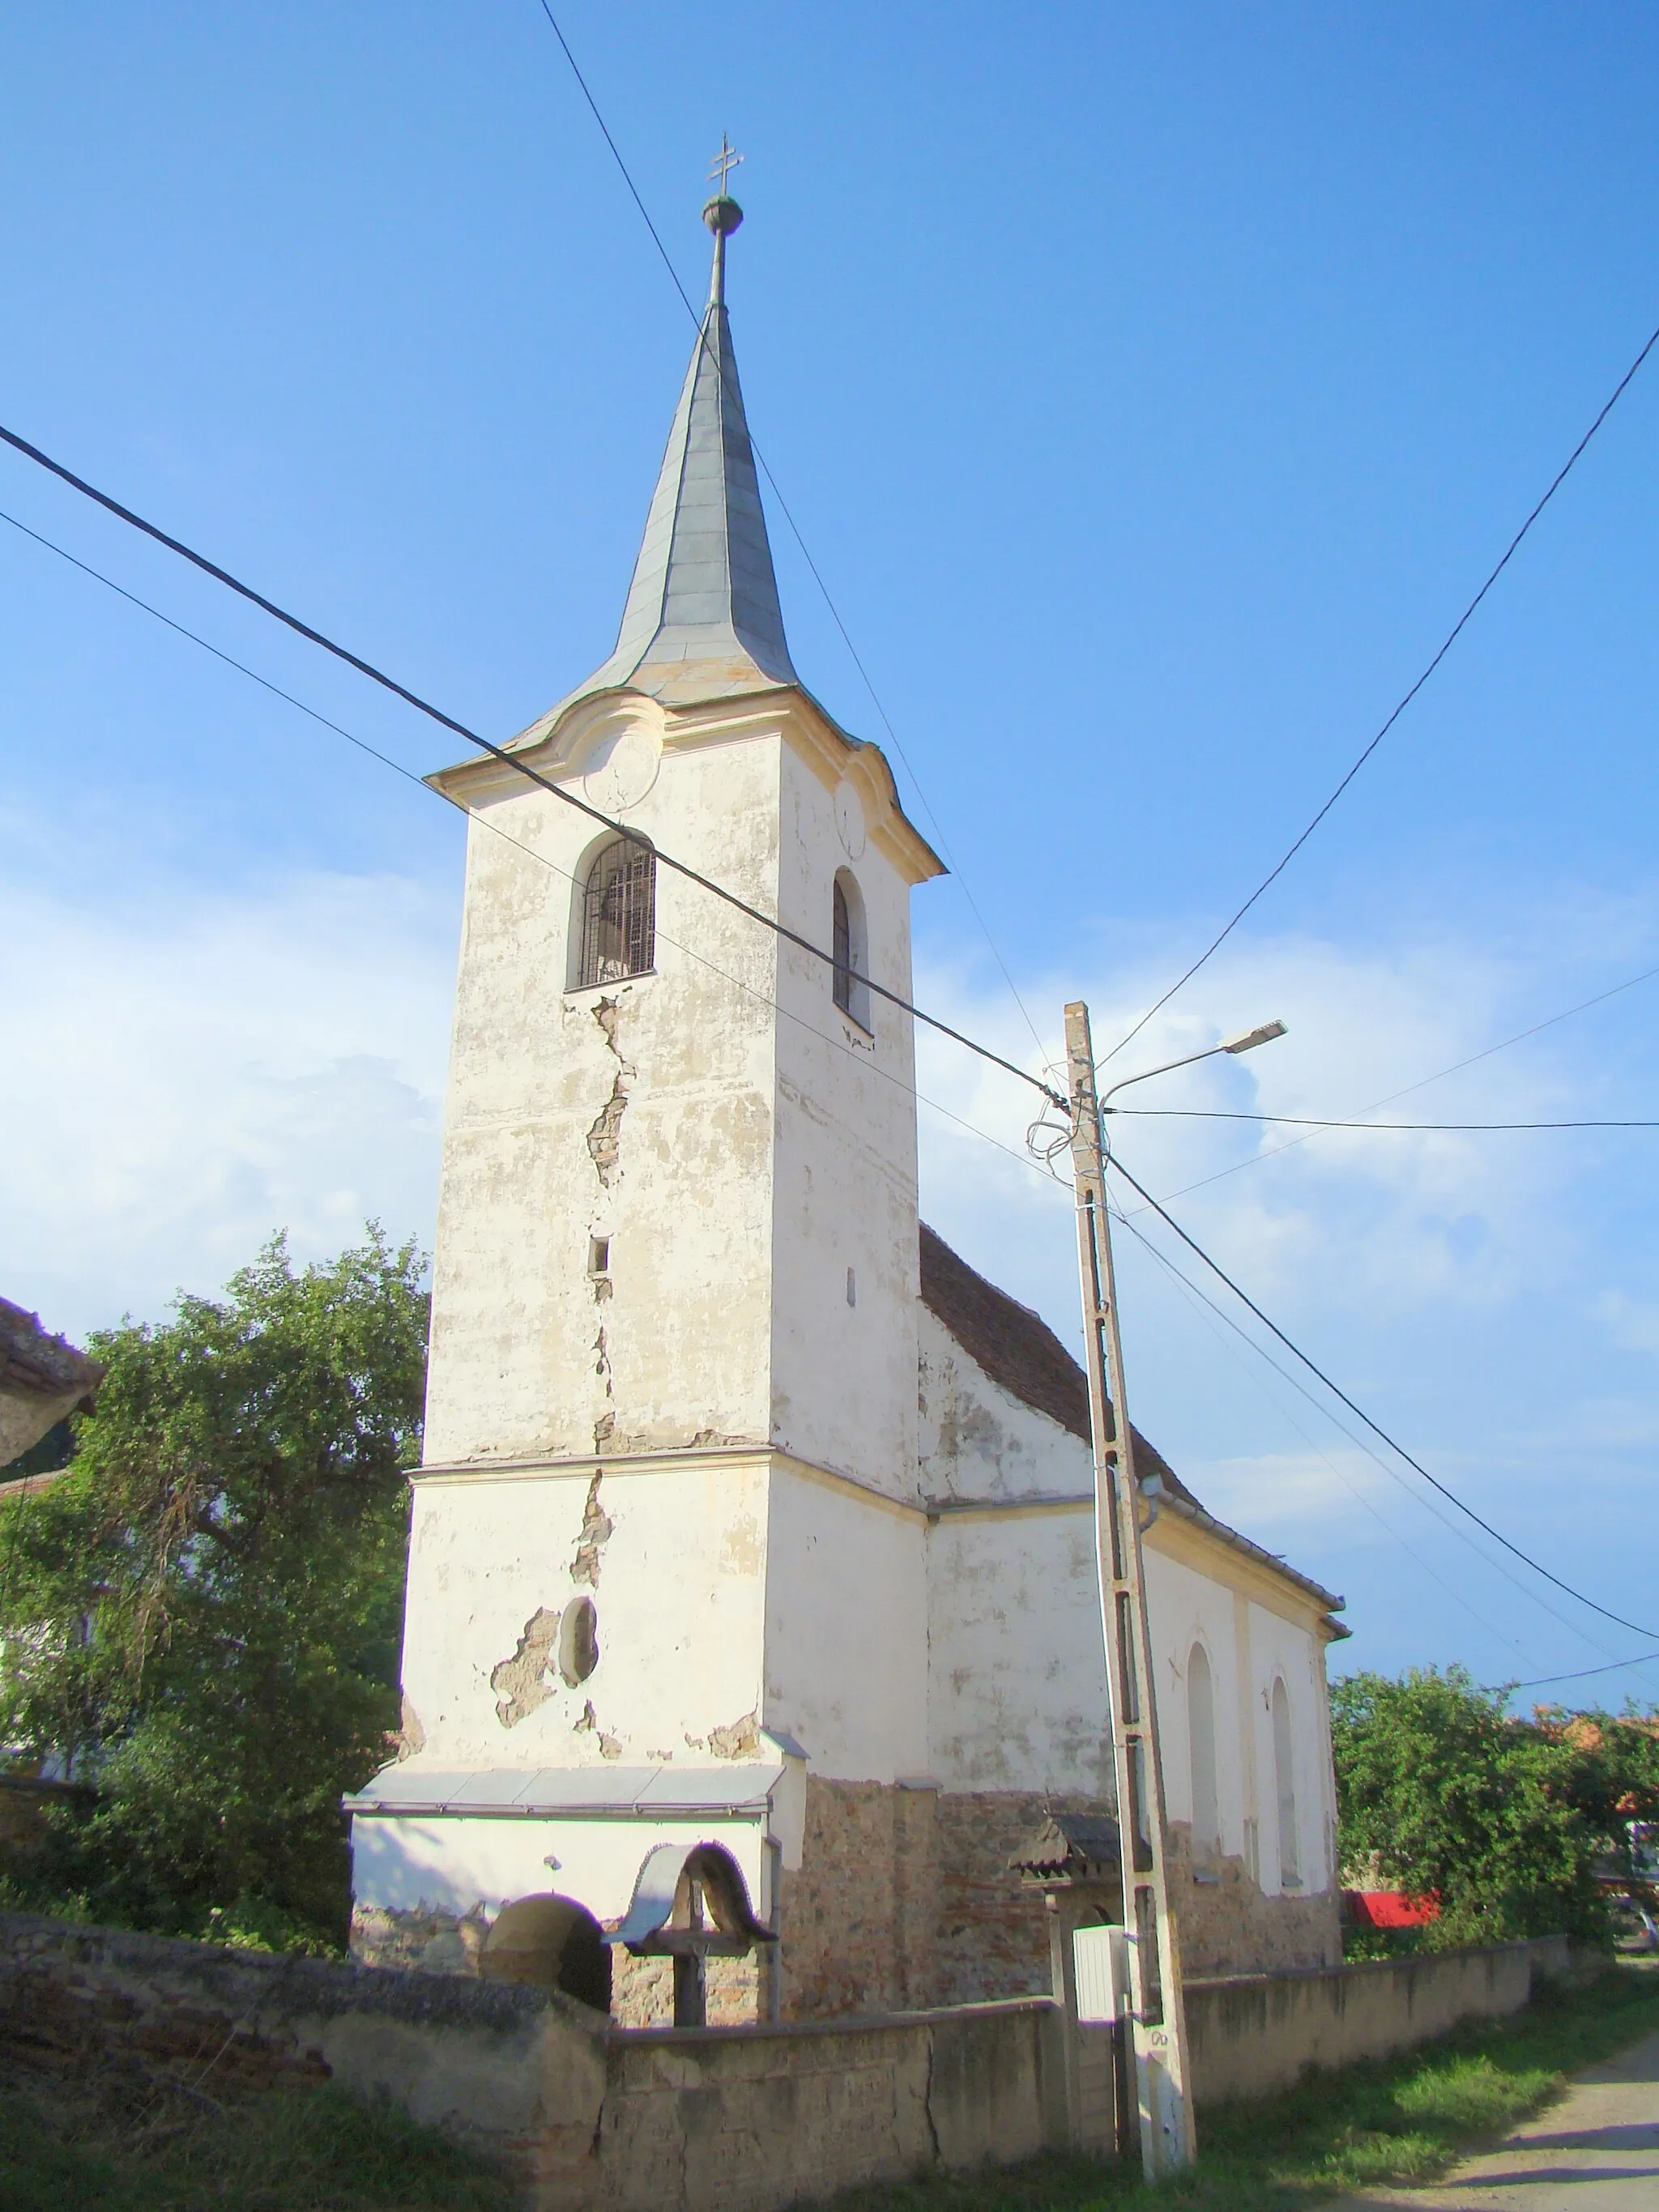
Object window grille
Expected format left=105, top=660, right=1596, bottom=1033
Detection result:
left=579, top=837, right=655, bottom=988
left=832, top=879, right=854, bottom=1014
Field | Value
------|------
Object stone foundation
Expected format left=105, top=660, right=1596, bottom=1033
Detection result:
left=348, top=1796, right=1341, bottom=2027
left=1166, top=1822, right=1341, bottom=1976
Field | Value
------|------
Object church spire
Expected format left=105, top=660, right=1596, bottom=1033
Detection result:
left=559, top=165, right=799, bottom=714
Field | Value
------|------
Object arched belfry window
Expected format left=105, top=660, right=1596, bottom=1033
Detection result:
left=832, top=870, right=870, bottom=1029
left=578, top=836, right=655, bottom=989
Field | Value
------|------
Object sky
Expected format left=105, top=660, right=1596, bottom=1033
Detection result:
left=3, top=3, right=1658, bottom=1706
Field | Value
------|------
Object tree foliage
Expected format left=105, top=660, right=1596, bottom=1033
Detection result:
left=1333, top=1664, right=1659, bottom=1950
left=0, top=1230, right=427, bottom=1950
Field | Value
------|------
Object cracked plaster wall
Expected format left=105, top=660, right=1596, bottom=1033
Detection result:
left=395, top=1458, right=767, bottom=1773
left=421, top=705, right=781, bottom=1468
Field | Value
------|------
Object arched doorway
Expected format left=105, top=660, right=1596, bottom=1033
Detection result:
left=480, top=1893, right=613, bottom=2014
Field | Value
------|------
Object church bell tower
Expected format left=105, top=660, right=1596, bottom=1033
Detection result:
left=348, top=183, right=945, bottom=2022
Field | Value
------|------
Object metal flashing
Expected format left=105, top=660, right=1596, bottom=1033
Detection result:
left=343, top=1762, right=785, bottom=1821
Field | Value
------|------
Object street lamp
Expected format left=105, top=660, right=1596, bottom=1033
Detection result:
left=1101, top=1019, right=1287, bottom=1112
left=1059, top=1005, right=1286, bottom=2180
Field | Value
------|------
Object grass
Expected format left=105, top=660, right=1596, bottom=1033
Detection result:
left=832, top=1959, right=1659, bottom=2211
left=0, top=2074, right=516, bottom=2212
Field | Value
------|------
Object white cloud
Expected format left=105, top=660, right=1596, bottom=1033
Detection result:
left=1, top=860, right=453, bottom=1339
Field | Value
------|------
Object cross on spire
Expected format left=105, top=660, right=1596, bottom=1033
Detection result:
left=708, top=134, right=744, bottom=197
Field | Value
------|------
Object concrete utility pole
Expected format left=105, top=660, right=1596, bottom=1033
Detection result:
left=1064, top=999, right=1196, bottom=2178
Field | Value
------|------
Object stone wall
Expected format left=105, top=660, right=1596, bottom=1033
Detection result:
left=0, top=1909, right=1069, bottom=2212
left=0, top=1907, right=608, bottom=2184
left=1165, top=1821, right=1341, bottom=1978
left=0, top=1907, right=1589, bottom=2209
left=777, top=1777, right=938, bottom=2018
left=1185, top=1934, right=1578, bottom=2108
left=586, top=2002, right=1069, bottom=2212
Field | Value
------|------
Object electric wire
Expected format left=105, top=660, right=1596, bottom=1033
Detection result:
left=1100, top=316, right=1659, bottom=1069
left=1511, top=1651, right=1659, bottom=1694
left=1107, top=1201, right=1544, bottom=1670
left=1149, top=959, right=1659, bottom=1209
left=0, top=501, right=1055, bottom=1211
left=531, top=0, right=1057, bottom=1074
left=1030, top=1094, right=1640, bottom=1664
left=0, top=426, right=1063, bottom=1112
left=1110, top=1196, right=1659, bottom=1706
left=1103, top=1147, right=1659, bottom=1643
left=1111, top=1109, right=1659, bottom=1132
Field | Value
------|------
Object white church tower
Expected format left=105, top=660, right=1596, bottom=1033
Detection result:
left=349, top=187, right=952, bottom=2022
left=348, top=186, right=1349, bottom=2023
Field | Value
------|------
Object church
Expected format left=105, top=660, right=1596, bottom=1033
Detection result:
left=346, top=188, right=1348, bottom=2027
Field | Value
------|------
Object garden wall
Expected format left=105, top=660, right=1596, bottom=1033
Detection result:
left=0, top=1910, right=1068, bottom=2211
left=0, top=1911, right=1583, bottom=2206
left=1185, top=1933, right=1577, bottom=2108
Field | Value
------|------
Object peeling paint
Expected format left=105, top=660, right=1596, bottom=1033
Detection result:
left=593, top=1411, right=615, bottom=1451
left=574, top=1699, right=597, bottom=1734
left=570, top=1472, right=614, bottom=1587
left=586, top=1074, right=629, bottom=1187
left=488, top=1607, right=561, bottom=1728
left=707, top=1711, right=760, bottom=1759
left=395, top=1694, right=426, bottom=1762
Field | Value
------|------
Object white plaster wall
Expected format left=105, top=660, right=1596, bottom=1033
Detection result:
left=1141, top=1545, right=1250, bottom=1855
left=422, top=707, right=783, bottom=1468
left=768, top=741, right=924, bottom=1502
left=760, top=1465, right=928, bottom=1781
left=1247, top=1599, right=1336, bottom=1898
left=400, top=1458, right=769, bottom=1768
left=917, top=1306, right=1093, bottom=1502
left=925, top=1508, right=1111, bottom=1794
left=351, top=1812, right=771, bottom=1926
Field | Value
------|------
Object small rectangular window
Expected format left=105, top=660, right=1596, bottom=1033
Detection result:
left=589, top=1237, right=611, bottom=1276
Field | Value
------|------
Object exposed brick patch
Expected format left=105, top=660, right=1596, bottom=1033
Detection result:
left=934, top=1791, right=1102, bottom=2007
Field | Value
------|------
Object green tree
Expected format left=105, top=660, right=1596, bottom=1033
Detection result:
left=0, top=1230, right=426, bottom=1950
left=1332, top=1665, right=1605, bottom=1948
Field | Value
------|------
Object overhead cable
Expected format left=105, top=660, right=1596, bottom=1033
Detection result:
left=1111, top=1196, right=1659, bottom=1703
left=1102, top=314, right=1659, bottom=1068
left=1151, top=958, right=1659, bottom=1208
left=0, top=425, right=1063, bottom=1111
left=1510, top=1651, right=1659, bottom=1693
left=1103, top=1149, right=1659, bottom=1643
left=1111, top=1109, right=1659, bottom=1132
left=0, top=502, right=1070, bottom=1206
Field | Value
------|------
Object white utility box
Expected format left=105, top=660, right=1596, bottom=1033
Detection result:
left=1072, top=1924, right=1132, bottom=2022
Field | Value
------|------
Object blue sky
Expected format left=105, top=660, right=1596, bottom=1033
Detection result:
left=3, top=3, right=1658, bottom=1704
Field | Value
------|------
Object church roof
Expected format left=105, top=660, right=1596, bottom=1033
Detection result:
left=544, top=194, right=798, bottom=723
left=917, top=1223, right=1191, bottom=1503
left=917, top=1223, right=1346, bottom=1619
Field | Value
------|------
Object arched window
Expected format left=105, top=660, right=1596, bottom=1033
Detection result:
left=1272, top=1677, right=1300, bottom=1886
left=832, top=870, right=869, bottom=1029
left=1188, top=1642, right=1220, bottom=1858
left=578, top=836, right=655, bottom=988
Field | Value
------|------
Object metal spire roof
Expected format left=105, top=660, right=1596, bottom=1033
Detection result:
left=556, top=192, right=798, bottom=716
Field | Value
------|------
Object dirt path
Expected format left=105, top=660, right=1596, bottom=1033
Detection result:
left=1330, top=2026, right=1659, bottom=2211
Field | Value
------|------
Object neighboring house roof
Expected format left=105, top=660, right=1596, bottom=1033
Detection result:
left=918, top=1223, right=1345, bottom=1622
left=0, top=1299, right=101, bottom=1471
